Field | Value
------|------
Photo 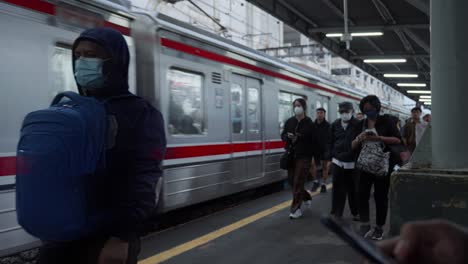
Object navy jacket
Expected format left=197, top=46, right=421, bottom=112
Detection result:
left=73, top=28, right=166, bottom=241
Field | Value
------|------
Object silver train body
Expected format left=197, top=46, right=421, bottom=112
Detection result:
left=0, top=0, right=410, bottom=256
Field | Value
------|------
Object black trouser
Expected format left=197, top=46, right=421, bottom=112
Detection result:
left=330, top=163, right=359, bottom=217
left=359, top=171, right=391, bottom=227
left=38, top=235, right=141, bottom=264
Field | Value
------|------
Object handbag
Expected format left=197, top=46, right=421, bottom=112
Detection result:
left=356, top=141, right=390, bottom=177
left=280, top=144, right=294, bottom=170
left=280, top=121, right=300, bottom=170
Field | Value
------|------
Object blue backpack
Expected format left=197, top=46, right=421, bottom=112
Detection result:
left=16, top=91, right=122, bottom=241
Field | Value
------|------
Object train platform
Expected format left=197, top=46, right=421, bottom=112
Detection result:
left=138, top=183, right=365, bottom=264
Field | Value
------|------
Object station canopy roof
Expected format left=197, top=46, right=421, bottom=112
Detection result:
left=246, top=0, right=430, bottom=100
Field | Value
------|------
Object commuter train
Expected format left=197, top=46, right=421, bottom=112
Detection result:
left=0, top=0, right=410, bottom=256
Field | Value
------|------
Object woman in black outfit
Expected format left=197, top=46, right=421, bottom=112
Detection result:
left=352, top=95, right=401, bottom=240
left=281, top=98, right=316, bottom=219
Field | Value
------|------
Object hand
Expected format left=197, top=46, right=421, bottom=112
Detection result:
left=356, top=132, right=368, bottom=142
left=98, top=237, right=129, bottom=264
left=377, top=220, right=468, bottom=264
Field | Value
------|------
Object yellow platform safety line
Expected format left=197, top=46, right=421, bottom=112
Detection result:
left=138, top=183, right=332, bottom=264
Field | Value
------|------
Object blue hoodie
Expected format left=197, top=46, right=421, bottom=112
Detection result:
left=73, top=28, right=166, bottom=240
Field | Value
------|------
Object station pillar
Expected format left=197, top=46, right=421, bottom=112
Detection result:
left=389, top=0, right=468, bottom=235
left=431, top=0, right=468, bottom=168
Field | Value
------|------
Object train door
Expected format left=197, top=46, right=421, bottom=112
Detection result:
left=230, top=74, right=263, bottom=183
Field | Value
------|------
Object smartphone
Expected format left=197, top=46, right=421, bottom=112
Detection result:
left=321, top=215, right=396, bottom=264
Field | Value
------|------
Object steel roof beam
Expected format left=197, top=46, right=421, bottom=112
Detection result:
left=405, top=0, right=430, bottom=16
left=277, top=0, right=319, bottom=28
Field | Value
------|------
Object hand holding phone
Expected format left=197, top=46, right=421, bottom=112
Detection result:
left=321, top=215, right=396, bottom=264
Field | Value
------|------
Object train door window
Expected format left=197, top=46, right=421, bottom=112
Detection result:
left=323, top=102, right=329, bottom=120
left=167, top=69, right=206, bottom=135
left=316, top=100, right=322, bottom=109
left=51, top=44, right=77, bottom=99
left=231, top=83, right=243, bottom=134
left=247, top=87, right=260, bottom=134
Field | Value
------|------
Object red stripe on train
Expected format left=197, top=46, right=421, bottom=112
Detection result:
left=0, top=156, right=16, bottom=177
left=2, top=0, right=131, bottom=36
left=3, top=0, right=55, bottom=15
left=0, top=141, right=285, bottom=176
left=160, top=38, right=361, bottom=102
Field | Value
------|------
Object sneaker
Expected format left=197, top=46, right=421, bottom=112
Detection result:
left=359, top=224, right=372, bottom=238
left=311, top=181, right=320, bottom=192
left=320, top=184, right=327, bottom=193
left=289, top=208, right=302, bottom=219
left=370, top=227, right=384, bottom=241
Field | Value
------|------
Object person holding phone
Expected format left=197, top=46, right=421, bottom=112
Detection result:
left=281, top=98, right=316, bottom=219
left=352, top=95, right=401, bottom=240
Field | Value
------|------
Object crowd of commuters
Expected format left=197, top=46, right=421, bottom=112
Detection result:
left=281, top=95, right=430, bottom=241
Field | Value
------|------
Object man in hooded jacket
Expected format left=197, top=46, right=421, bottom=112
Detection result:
left=37, top=28, right=166, bottom=264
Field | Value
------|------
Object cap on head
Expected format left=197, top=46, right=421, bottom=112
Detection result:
left=338, top=102, right=354, bottom=111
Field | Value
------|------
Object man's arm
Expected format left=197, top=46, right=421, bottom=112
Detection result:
left=110, top=105, right=166, bottom=241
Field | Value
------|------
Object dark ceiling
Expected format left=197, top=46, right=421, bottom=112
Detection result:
left=246, top=0, right=430, bottom=101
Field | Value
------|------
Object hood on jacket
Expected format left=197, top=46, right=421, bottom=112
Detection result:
left=72, top=27, right=130, bottom=96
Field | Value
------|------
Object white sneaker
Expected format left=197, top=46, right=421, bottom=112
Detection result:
left=289, top=208, right=303, bottom=219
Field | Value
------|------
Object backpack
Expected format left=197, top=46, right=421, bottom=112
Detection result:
left=16, top=91, right=129, bottom=241
left=356, top=141, right=390, bottom=177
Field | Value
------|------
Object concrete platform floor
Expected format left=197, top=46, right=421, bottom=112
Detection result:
left=138, top=183, right=379, bottom=264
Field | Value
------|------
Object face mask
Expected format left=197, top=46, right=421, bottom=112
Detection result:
left=341, top=112, right=352, bottom=121
left=364, top=109, right=379, bottom=119
left=74, top=58, right=106, bottom=89
left=294, top=106, right=304, bottom=115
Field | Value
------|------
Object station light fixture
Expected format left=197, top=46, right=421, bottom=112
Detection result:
left=383, top=73, right=418, bottom=78
left=407, top=90, right=431, bottom=94
left=364, top=59, right=407, bottom=63
left=420, top=95, right=431, bottom=99
left=326, top=32, right=384, bottom=38
left=397, top=83, right=427, bottom=87
left=419, top=99, right=432, bottom=102
left=424, top=102, right=432, bottom=105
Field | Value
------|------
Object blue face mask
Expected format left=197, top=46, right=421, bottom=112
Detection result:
left=74, top=58, right=106, bottom=89
left=364, top=109, right=379, bottom=119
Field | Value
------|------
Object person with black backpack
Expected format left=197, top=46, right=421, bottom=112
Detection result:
left=16, top=28, right=166, bottom=264
left=281, top=98, right=315, bottom=219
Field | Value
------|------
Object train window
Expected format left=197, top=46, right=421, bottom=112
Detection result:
left=231, top=83, right=243, bottom=134
left=51, top=44, right=77, bottom=99
left=247, top=87, right=259, bottom=134
left=167, top=69, right=206, bottom=135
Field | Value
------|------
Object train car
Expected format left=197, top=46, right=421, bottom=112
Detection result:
left=0, top=0, right=410, bottom=257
